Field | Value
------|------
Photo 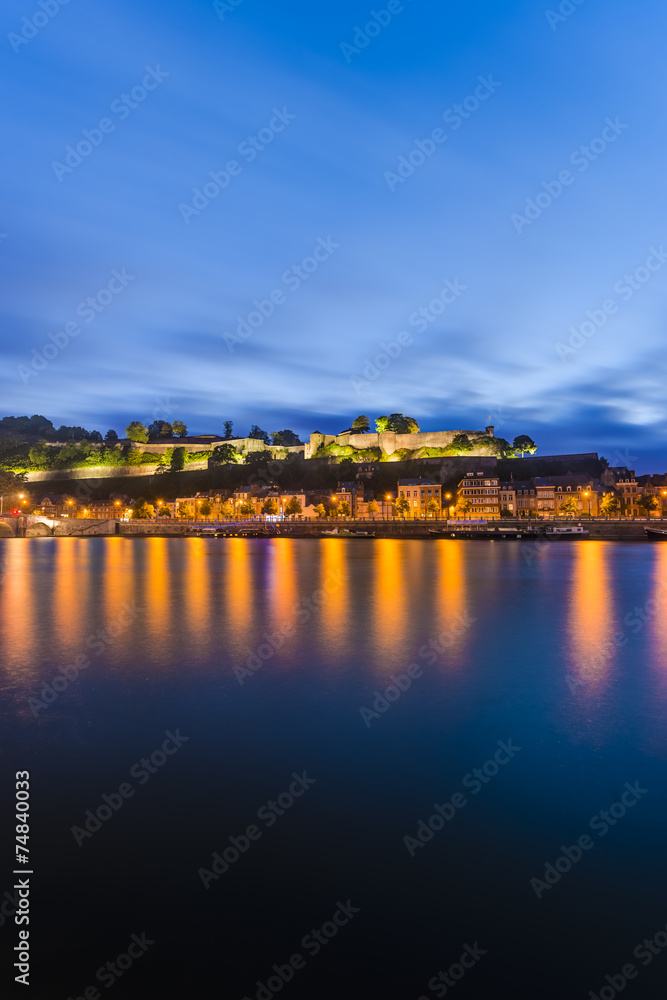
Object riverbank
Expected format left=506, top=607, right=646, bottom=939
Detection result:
left=2, top=517, right=665, bottom=540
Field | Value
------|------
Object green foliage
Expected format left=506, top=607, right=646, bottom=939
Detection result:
left=0, top=414, right=54, bottom=437
left=284, top=496, right=303, bottom=517
left=157, top=506, right=172, bottom=517
left=638, top=492, right=660, bottom=514
left=177, top=503, right=189, bottom=518
left=249, top=425, right=270, bottom=444
left=559, top=495, right=580, bottom=515
left=395, top=496, right=411, bottom=517
left=448, top=434, right=473, bottom=455
left=367, top=500, right=379, bottom=517
left=105, top=429, right=118, bottom=442
left=512, top=435, right=537, bottom=457
left=131, top=498, right=154, bottom=519
left=426, top=498, right=440, bottom=516
left=314, top=503, right=327, bottom=519
left=338, top=501, right=351, bottom=517
left=352, top=415, right=370, bottom=433
left=171, top=447, right=186, bottom=472
left=126, top=422, right=148, bottom=443
left=199, top=500, right=213, bottom=517
left=454, top=498, right=472, bottom=515
left=172, top=420, right=187, bottom=437
left=271, top=429, right=302, bottom=446
left=375, top=416, right=390, bottom=433
left=212, top=443, right=239, bottom=464
left=223, top=421, right=233, bottom=439
left=600, top=493, right=620, bottom=516
left=240, top=500, right=255, bottom=516
left=125, top=448, right=143, bottom=466
left=261, top=497, right=279, bottom=515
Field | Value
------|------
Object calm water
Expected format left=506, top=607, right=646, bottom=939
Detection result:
left=2, top=537, right=667, bottom=999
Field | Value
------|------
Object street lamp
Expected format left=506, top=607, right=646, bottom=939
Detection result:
left=584, top=491, right=591, bottom=518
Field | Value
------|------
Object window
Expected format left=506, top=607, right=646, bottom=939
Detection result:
left=413, top=491, right=417, bottom=497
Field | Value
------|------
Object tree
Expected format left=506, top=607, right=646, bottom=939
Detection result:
left=512, top=435, right=537, bottom=458
left=271, top=429, right=302, bottom=446
left=450, top=434, right=473, bottom=454
left=261, top=497, right=279, bottom=516
left=131, top=498, right=154, bottom=519
left=249, top=425, right=270, bottom=444
left=338, top=501, right=351, bottom=518
left=177, top=503, right=189, bottom=518
left=172, top=420, right=187, bottom=437
left=559, top=495, right=580, bottom=517
left=126, top=422, right=148, bottom=443
left=170, top=447, right=186, bottom=472
left=246, top=450, right=271, bottom=464
left=638, top=493, right=660, bottom=516
left=223, top=421, right=233, bottom=439
left=454, top=498, right=472, bottom=516
left=220, top=500, right=234, bottom=518
left=200, top=500, right=212, bottom=518
left=157, top=506, right=172, bottom=517
left=105, top=429, right=118, bottom=442
left=375, top=416, right=390, bottom=433
left=54, top=425, right=90, bottom=441
left=314, top=503, right=327, bottom=519
left=284, top=496, right=303, bottom=517
left=212, top=443, right=239, bottom=464
left=240, top=500, right=255, bottom=517
left=386, top=413, right=420, bottom=433
left=148, top=420, right=172, bottom=440
left=89, top=430, right=103, bottom=443
left=368, top=500, right=379, bottom=519
left=426, top=498, right=440, bottom=518
left=600, top=493, right=620, bottom=516
left=352, top=415, right=370, bottom=433
left=395, top=496, right=411, bottom=518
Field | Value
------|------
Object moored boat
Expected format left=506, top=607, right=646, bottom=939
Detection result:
left=645, top=526, right=667, bottom=540
left=321, top=527, right=375, bottom=537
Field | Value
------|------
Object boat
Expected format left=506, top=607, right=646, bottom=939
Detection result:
left=541, top=523, right=589, bottom=539
left=321, top=527, right=375, bottom=537
left=645, top=526, right=667, bottom=540
left=431, top=520, right=541, bottom=540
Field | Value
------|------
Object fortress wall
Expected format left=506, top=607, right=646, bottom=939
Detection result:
left=307, top=428, right=493, bottom=457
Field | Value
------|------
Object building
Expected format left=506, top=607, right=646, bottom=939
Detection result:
left=549, top=475, right=601, bottom=517
left=397, top=479, right=443, bottom=517
left=456, top=472, right=500, bottom=518
left=36, top=494, right=79, bottom=518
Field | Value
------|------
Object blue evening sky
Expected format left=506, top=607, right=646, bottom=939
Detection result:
left=0, top=0, right=665, bottom=469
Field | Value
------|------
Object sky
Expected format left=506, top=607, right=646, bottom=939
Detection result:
left=0, top=0, right=665, bottom=470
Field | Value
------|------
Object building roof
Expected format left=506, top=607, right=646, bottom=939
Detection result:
left=398, top=478, right=437, bottom=486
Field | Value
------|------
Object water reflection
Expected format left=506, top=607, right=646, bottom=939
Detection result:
left=567, top=542, right=614, bottom=692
